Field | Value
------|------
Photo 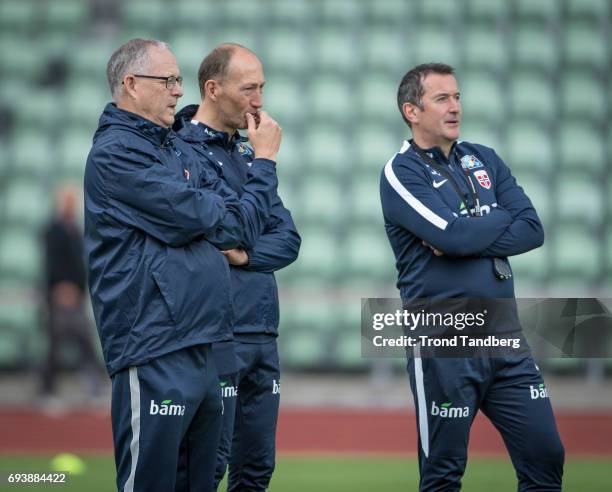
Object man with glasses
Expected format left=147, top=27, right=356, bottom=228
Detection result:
left=84, top=38, right=282, bottom=491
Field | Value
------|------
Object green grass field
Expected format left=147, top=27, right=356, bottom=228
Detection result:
left=0, top=454, right=610, bottom=491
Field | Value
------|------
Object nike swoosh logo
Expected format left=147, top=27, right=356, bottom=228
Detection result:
left=433, top=179, right=448, bottom=189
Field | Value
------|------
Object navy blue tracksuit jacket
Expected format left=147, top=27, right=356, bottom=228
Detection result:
left=174, top=105, right=301, bottom=337
left=84, top=103, right=278, bottom=376
left=380, top=139, right=563, bottom=491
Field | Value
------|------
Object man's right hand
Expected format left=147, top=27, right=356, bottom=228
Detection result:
left=246, top=111, right=282, bottom=162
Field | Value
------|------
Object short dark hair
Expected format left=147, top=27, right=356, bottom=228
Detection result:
left=397, top=63, right=455, bottom=127
left=197, top=43, right=250, bottom=98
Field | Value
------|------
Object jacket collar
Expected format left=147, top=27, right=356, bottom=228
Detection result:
left=95, top=103, right=173, bottom=146
left=174, top=104, right=247, bottom=148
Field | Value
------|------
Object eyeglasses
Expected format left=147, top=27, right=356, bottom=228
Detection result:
left=132, top=74, right=183, bottom=89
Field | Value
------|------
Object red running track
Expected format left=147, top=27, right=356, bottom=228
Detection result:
left=0, top=408, right=610, bottom=456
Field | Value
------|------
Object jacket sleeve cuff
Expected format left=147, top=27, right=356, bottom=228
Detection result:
left=251, top=157, right=277, bottom=169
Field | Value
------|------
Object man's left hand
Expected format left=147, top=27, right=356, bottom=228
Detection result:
left=222, top=248, right=249, bottom=265
left=422, top=241, right=444, bottom=256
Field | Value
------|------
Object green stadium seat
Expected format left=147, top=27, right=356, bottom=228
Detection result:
left=463, top=28, right=509, bottom=73
left=510, top=72, right=555, bottom=122
left=274, top=130, right=302, bottom=178
left=65, top=84, right=109, bottom=129
left=555, top=174, right=604, bottom=227
left=269, top=0, right=313, bottom=25
left=414, top=25, right=458, bottom=64
left=280, top=325, right=327, bottom=368
left=303, top=125, right=350, bottom=175
left=208, top=29, right=257, bottom=51
left=218, top=0, right=265, bottom=27
left=348, top=173, right=384, bottom=225
left=262, top=30, right=311, bottom=74
left=466, top=0, right=510, bottom=21
left=308, top=76, right=352, bottom=121
left=319, top=0, right=364, bottom=24
left=418, top=0, right=462, bottom=24
left=0, top=0, right=36, bottom=33
left=550, top=225, right=600, bottom=279
left=3, top=179, right=51, bottom=229
left=510, top=241, right=550, bottom=282
left=566, top=0, right=609, bottom=19
left=355, top=124, right=400, bottom=171
left=563, top=22, right=607, bottom=69
left=334, top=327, right=369, bottom=370
left=16, top=90, right=62, bottom=131
left=505, top=121, right=553, bottom=173
left=558, top=122, right=605, bottom=174
left=362, top=29, right=410, bottom=72
left=296, top=177, right=345, bottom=226
left=605, top=228, right=612, bottom=272
left=513, top=25, right=558, bottom=72
left=43, top=0, right=89, bottom=34
left=0, top=228, right=42, bottom=282
left=121, top=0, right=166, bottom=31
left=344, top=227, right=395, bottom=279
left=0, top=38, right=45, bottom=79
left=460, top=73, right=504, bottom=123
left=12, top=131, right=55, bottom=177
left=515, top=0, right=560, bottom=22
left=168, top=33, right=210, bottom=80
left=69, top=42, right=112, bottom=78
left=313, top=29, right=359, bottom=74
left=358, top=74, right=400, bottom=122
left=561, top=73, right=606, bottom=123
left=367, top=0, right=408, bottom=23
left=290, top=226, right=340, bottom=278
left=262, top=77, right=305, bottom=127
left=0, top=294, right=39, bottom=369
left=175, top=0, right=220, bottom=28
left=58, top=130, right=92, bottom=179
left=512, top=172, right=552, bottom=227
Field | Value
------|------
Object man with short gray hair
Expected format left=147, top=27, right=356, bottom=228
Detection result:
left=84, top=38, right=282, bottom=491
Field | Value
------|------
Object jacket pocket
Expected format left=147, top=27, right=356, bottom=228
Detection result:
left=151, top=268, right=178, bottom=324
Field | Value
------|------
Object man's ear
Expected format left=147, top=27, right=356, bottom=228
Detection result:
left=204, top=79, right=219, bottom=102
left=122, top=74, right=138, bottom=99
left=402, top=102, right=419, bottom=126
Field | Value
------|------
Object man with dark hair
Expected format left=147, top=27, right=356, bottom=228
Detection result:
left=380, top=63, right=564, bottom=490
left=85, top=38, right=282, bottom=491
left=174, top=43, right=300, bottom=491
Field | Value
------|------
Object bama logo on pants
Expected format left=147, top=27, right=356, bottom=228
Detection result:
left=272, top=379, right=280, bottom=395
left=530, top=384, right=550, bottom=400
left=220, top=381, right=238, bottom=398
left=430, top=401, right=469, bottom=418
left=149, top=399, right=186, bottom=416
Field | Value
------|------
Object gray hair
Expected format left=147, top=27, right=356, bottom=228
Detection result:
left=106, top=38, right=169, bottom=100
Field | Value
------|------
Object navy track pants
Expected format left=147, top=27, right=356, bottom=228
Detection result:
left=407, top=350, right=564, bottom=491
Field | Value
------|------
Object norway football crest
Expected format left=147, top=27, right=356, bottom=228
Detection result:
left=473, top=170, right=491, bottom=189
